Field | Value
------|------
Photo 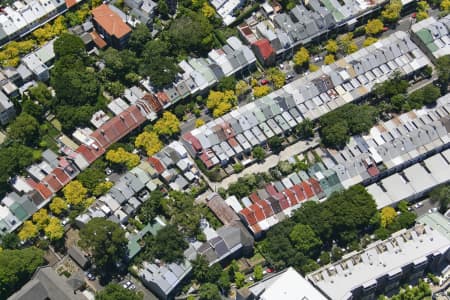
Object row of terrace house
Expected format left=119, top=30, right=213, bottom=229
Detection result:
left=0, top=0, right=83, bottom=46
left=182, top=31, right=431, bottom=169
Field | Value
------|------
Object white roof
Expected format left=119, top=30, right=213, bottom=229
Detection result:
left=251, top=267, right=327, bottom=300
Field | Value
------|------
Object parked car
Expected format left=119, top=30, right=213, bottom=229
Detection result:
left=286, top=74, right=294, bottom=81
left=105, top=167, right=113, bottom=175
left=261, top=79, right=269, bottom=85
left=313, top=56, right=323, bottom=62
left=123, top=281, right=132, bottom=289
left=86, top=272, right=96, bottom=281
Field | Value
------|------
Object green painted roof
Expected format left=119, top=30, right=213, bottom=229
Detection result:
left=320, top=0, right=345, bottom=22
left=127, top=217, right=166, bottom=259
left=417, top=212, right=450, bottom=241
left=416, top=28, right=434, bottom=44
left=10, top=202, right=28, bottom=221
left=427, top=42, right=439, bottom=53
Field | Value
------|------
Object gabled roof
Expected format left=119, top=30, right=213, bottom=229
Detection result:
left=92, top=4, right=132, bottom=39
left=240, top=207, right=257, bottom=225
left=252, top=39, right=275, bottom=60
left=148, top=157, right=165, bottom=174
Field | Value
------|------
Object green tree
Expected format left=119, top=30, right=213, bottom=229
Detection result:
left=235, top=272, right=246, bottom=288
left=430, top=185, right=450, bottom=213
left=163, top=191, right=202, bottom=237
left=397, top=200, right=409, bottom=213
left=217, top=271, right=230, bottom=293
left=7, top=113, right=40, bottom=146
left=252, top=146, right=266, bottom=161
left=192, top=255, right=223, bottom=283
left=95, top=283, right=143, bottom=300
left=0, top=247, right=45, bottom=299
left=128, top=23, right=152, bottom=55
left=138, top=190, right=163, bottom=224
left=141, top=224, right=188, bottom=263
left=321, top=122, right=349, bottom=149
left=436, top=55, right=450, bottom=93
left=295, top=118, right=314, bottom=139
left=268, top=136, right=283, bottom=153
left=289, top=224, right=322, bottom=255
left=324, top=54, right=335, bottom=65
left=217, top=76, right=237, bottom=91
left=253, top=265, right=263, bottom=281
left=157, top=0, right=169, bottom=18
left=164, top=10, right=215, bottom=55
left=198, top=283, right=221, bottom=300
left=0, top=233, right=20, bottom=249
left=139, top=39, right=180, bottom=89
left=0, top=144, right=34, bottom=184
left=54, top=33, right=85, bottom=58
left=79, top=218, right=127, bottom=274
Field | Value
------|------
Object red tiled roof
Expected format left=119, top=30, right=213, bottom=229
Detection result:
left=183, top=132, right=203, bottom=153
left=240, top=207, right=257, bottom=225
left=199, top=152, right=213, bottom=169
left=90, top=31, right=107, bottom=49
left=279, top=195, right=290, bottom=210
left=142, top=93, right=163, bottom=112
left=292, top=184, right=305, bottom=202
left=53, top=168, right=71, bottom=186
left=252, top=39, right=274, bottom=60
left=302, top=181, right=315, bottom=199
left=265, top=184, right=278, bottom=197
left=156, top=92, right=170, bottom=104
left=148, top=157, right=165, bottom=174
left=249, top=192, right=262, bottom=203
left=26, top=178, right=53, bottom=200
left=257, top=200, right=274, bottom=218
left=43, top=174, right=63, bottom=193
left=227, top=137, right=239, bottom=148
left=92, top=4, right=132, bottom=39
left=250, top=204, right=265, bottom=222
left=91, top=105, right=146, bottom=149
left=75, top=144, right=102, bottom=164
left=65, top=0, right=77, bottom=8
left=284, top=189, right=298, bottom=206
left=308, top=178, right=323, bottom=196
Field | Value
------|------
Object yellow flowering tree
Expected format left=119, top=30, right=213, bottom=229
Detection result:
left=135, top=131, right=163, bottom=156
left=154, top=112, right=181, bottom=136
left=206, top=90, right=237, bottom=117
left=44, top=217, right=64, bottom=241
left=32, top=209, right=49, bottom=230
left=253, top=85, right=271, bottom=98
left=106, top=148, right=140, bottom=170
left=49, top=197, right=68, bottom=216
left=18, top=221, right=38, bottom=241
left=63, top=180, right=88, bottom=206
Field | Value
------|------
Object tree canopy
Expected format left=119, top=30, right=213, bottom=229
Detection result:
left=79, top=218, right=127, bottom=274
left=54, top=33, right=85, bottom=58
left=7, top=113, right=40, bottom=146
left=135, top=131, right=163, bottom=156
left=140, top=224, right=188, bottom=263
left=320, top=104, right=378, bottom=149
left=138, top=190, right=164, bottom=224
left=106, top=147, right=140, bottom=170
left=0, top=144, right=34, bottom=184
left=154, top=112, right=181, bottom=136
left=293, top=47, right=310, bottom=67
left=0, top=247, right=45, bottom=299
left=260, top=185, right=378, bottom=272
left=365, top=19, right=384, bottom=35
left=325, top=40, right=339, bottom=54
left=95, top=283, right=143, bottom=300
left=206, top=90, right=237, bottom=118
left=139, top=39, right=180, bottom=89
